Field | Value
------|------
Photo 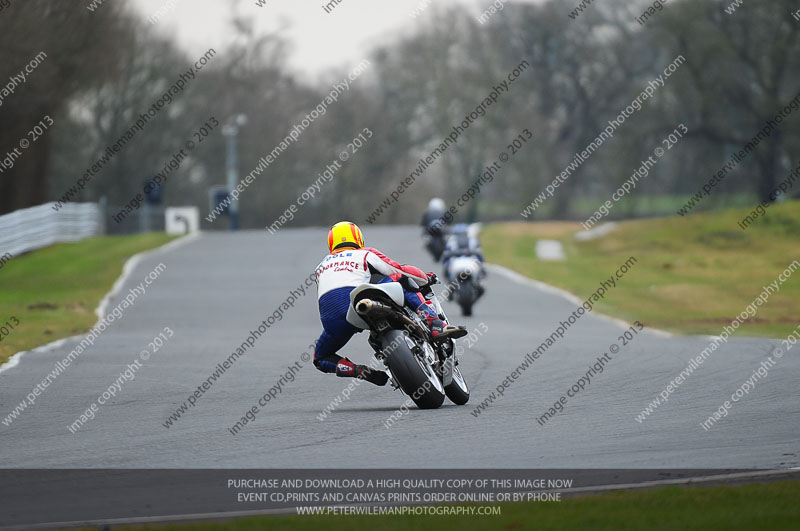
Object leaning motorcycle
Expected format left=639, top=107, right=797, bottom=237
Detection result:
left=346, top=274, right=469, bottom=409
left=445, top=254, right=484, bottom=317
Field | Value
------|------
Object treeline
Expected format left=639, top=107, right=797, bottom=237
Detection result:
left=0, top=0, right=797, bottom=226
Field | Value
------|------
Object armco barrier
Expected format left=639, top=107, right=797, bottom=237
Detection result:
left=0, top=202, right=103, bottom=256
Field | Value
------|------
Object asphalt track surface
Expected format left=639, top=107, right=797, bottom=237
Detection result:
left=1, top=227, right=798, bottom=469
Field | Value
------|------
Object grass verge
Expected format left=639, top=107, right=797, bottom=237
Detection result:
left=102, top=480, right=800, bottom=531
left=0, top=234, right=176, bottom=365
left=482, top=201, right=800, bottom=337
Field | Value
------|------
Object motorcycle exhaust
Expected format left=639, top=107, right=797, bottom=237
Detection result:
left=357, top=299, right=429, bottom=338
left=356, top=299, right=393, bottom=316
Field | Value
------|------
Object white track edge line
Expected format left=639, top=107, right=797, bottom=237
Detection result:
left=486, top=263, right=673, bottom=338
left=0, top=232, right=200, bottom=376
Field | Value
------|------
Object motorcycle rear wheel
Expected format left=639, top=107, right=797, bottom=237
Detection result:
left=382, top=330, right=445, bottom=409
left=458, top=282, right=475, bottom=317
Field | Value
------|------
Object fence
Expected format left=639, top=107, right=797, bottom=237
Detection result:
left=0, top=202, right=104, bottom=256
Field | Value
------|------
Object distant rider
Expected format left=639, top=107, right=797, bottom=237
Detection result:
left=441, top=224, right=486, bottom=300
left=420, top=198, right=449, bottom=237
left=313, top=221, right=466, bottom=386
left=442, top=224, right=486, bottom=281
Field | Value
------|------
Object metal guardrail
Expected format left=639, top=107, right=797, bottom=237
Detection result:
left=0, top=202, right=103, bottom=256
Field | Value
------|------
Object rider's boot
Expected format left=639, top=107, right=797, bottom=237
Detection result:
left=417, top=305, right=467, bottom=342
left=336, top=358, right=388, bottom=386
left=429, top=318, right=468, bottom=342
left=356, top=365, right=389, bottom=386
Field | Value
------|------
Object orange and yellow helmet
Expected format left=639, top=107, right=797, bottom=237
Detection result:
left=327, top=221, right=364, bottom=253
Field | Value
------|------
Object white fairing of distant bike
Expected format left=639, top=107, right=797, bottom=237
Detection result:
left=345, top=282, right=405, bottom=330
left=448, top=255, right=482, bottom=278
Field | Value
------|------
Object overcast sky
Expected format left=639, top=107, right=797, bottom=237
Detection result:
left=130, top=0, right=539, bottom=80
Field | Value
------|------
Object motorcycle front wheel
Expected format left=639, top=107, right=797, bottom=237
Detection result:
left=444, top=364, right=470, bottom=405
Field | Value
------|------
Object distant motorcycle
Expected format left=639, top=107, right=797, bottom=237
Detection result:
left=421, top=198, right=449, bottom=261
left=423, top=226, right=446, bottom=261
left=346, top=273, right=469, bottom=409
left=445, top=255, right=484, bottom=317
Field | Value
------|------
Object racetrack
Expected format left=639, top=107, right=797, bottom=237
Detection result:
left=0, top=227, right=797, bottom=469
